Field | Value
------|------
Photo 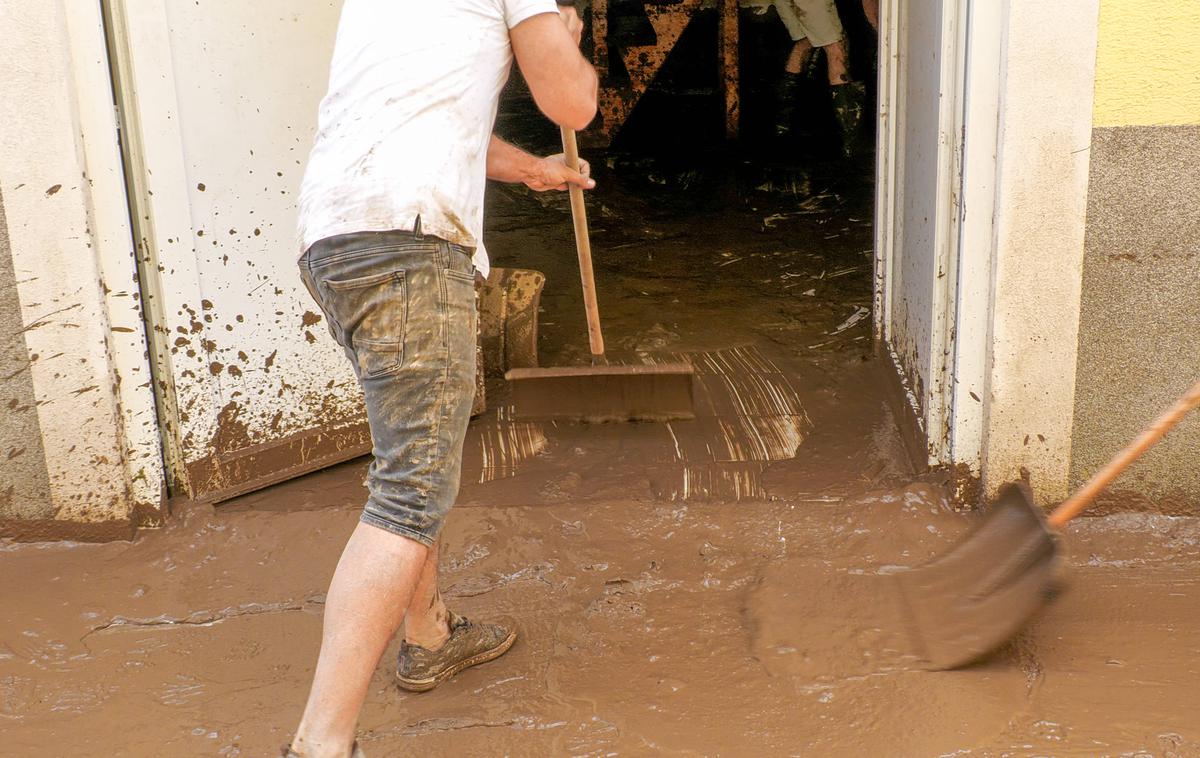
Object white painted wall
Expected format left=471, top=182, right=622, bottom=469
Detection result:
left=106, top=0, right=367, bottom=501
left=0, top=0, right=164, bottom=528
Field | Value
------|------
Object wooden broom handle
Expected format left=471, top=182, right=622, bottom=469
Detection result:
left=561, top=127, right=606, bottom=362
left=1049, top=377, right=1200, bottom=527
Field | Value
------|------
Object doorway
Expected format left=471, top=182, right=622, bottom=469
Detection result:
left=103, top=0, right=971, bottom=504
left=469, top=0, right=914, bottom=504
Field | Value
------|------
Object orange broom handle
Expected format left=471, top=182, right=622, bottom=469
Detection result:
left=1049, top=377, right=1200, bottom=527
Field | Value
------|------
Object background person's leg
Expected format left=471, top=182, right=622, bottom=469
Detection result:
left=291, top=523, right=429, bottom=758
left=861, top=0, right=879, bottom=31
left=822, top=38, right=851, bottom=85
left=793, top=0, right=864, bottom=156
left=771, top=0, right=811, bottom=138
left=824, top=38, right=866, bottom=156
left=785, top=36, right=815, bottom=75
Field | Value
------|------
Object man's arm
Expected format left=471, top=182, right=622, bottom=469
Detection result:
left=510, top=10, right=598, bottom=130
left=487, top=136, right=594, bottom=191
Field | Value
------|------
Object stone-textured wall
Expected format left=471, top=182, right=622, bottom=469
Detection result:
left=1072, top=125, right=1200, bottom=510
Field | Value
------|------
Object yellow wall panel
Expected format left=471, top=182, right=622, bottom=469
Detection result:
left=1094, top=0, right=1200, bottom=126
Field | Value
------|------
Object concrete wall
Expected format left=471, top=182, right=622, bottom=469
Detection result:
left=0, top=0, right=165, bottom=540
left=1070, top=2, right=1200, bottom=511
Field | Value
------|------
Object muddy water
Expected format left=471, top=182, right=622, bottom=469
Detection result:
left=5, top=489, right=1200, bottom=755
left=4, top=159, right=1200, bottom=756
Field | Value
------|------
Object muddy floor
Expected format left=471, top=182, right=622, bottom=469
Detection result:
left=4, top=155, right=1200, bottom=757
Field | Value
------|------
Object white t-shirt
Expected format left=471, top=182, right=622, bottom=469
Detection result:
left=297, top=0, right=559, bottom=277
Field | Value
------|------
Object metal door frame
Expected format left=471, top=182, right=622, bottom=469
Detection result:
left=101, top=0, right=201, bottom=496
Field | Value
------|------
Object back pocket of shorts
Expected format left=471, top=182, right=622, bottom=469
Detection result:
left=324, top=270, right=407, bottom=378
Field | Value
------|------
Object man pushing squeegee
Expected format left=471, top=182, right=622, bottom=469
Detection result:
left=285, top=2, right=606, bottom=756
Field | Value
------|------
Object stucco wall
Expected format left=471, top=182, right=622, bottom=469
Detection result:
left=975, top=0, right=1100, bottom=505
left=1072, top=2, right=1200, bottom=510
left=1072, top=127, right=1200, bottom=510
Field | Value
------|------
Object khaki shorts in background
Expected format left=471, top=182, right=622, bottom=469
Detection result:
left=748, top=0, right=845, bottom=47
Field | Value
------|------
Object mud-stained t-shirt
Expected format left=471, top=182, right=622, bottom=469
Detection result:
left=297, top=0, right=559, bottom=277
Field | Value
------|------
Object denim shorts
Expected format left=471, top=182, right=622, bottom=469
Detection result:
left=299, top=230, right=478, bottom=546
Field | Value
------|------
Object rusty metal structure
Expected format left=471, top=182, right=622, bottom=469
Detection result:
left=589, top=0, right=740, bottom=146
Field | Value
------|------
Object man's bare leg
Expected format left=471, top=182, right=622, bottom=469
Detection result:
left=290, top=522, right=430, bottom=758
left=402, top=540, right=451, bottom=650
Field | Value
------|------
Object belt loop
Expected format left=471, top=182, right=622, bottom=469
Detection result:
left=413, top=214, right=424, bottom=241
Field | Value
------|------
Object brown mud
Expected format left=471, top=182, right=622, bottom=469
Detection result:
left=4, top=158, right=1200, bottom=756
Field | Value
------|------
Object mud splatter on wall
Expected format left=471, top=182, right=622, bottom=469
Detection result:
left=113, top=0, right=362, bottom=503
left=1, top=0, right=166, bottom=539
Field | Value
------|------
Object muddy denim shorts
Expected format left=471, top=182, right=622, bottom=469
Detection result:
left=299, top=230, right=477, bottom=546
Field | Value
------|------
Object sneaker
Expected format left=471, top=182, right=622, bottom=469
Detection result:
left=396, top=611, right=517, bottom=692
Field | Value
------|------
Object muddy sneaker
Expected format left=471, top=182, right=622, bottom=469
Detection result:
left=396, top=611, right=517, bottom=692
left=281, top=742, right=365, bottom=758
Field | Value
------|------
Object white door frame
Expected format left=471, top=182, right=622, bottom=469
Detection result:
left=873, top=0, right=966, bottom=468
left=942, top=0, right=1003, bottom=488
left=102, top=0, right=214, bottom=495
left=65, top=0, right=168, bottom=522
left=875, top=0, right=1102, bottom=504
